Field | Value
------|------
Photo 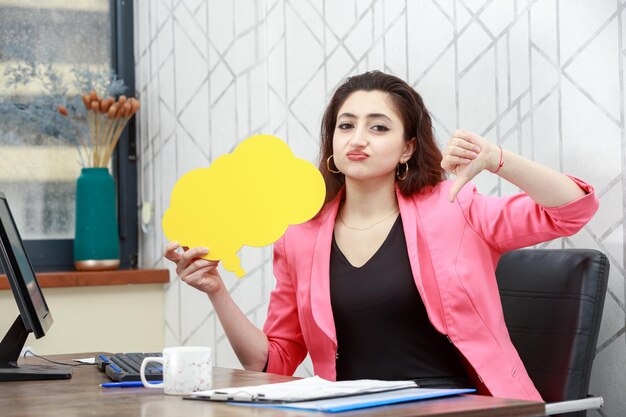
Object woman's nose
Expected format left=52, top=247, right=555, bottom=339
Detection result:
left=349, top=126, right=368, bottom=146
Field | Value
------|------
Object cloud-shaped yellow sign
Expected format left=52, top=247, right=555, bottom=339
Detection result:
left=163, top=134, right=326, bottom=277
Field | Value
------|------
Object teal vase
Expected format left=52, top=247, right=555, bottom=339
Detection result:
left=73, top=168, right=120, bottom=270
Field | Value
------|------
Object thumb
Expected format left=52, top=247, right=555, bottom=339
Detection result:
left=449, top=176, right=469, bottom=203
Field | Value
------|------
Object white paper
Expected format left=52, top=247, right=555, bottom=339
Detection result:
left=73, top=357, right=96, bottom=364
left=230, top=387, right=476, bottom=412
left=192, top=376, right=417, bottom=402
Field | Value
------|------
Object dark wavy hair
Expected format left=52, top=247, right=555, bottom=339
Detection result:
left=318, top=71, right=445, bottom=204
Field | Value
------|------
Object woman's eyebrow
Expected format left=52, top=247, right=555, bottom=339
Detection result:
left=366, top=113, right=392, bottom=122
left=337, top=112, right=392, bottom=122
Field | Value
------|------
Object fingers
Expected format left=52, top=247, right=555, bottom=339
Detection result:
left=179, top=258, right=219, bottom=280
left=181, top=246, right=208, bottom=263
left=163, top=241, right=181, bottom=262
left=175, top=246, right=208, bottom=274
left=441, top=146, right=477, bottom=171
left=443, top=129, right=493, bottom=202
left=447, top=137, right=480, bottom=156
left=442, top=129, right=486, bottom=172
left=452, top=140, right=480, bottom=156
left=451, top=129, right=483, bottom=151
left=452, top=128, right=482, bottom=144
left=441, top=153, right=474, bottom=171
left=178, top=257, right=222, bottom=295
left=164, top=243, right=212, bottom=273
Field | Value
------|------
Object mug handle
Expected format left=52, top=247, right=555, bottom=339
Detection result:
left=140, top=357, right=164, bottom=388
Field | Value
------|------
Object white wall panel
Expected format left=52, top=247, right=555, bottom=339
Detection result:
left=135, top=1, right=626, bottom=413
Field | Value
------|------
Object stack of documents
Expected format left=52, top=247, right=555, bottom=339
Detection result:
left=186, top=376, right=475, bottom=412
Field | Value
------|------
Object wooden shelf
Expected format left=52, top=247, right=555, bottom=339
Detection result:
left=0, top=268, right=169, bottom=290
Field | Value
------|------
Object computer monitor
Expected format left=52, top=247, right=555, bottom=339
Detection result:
left=0, top=191, right=71, bottom=381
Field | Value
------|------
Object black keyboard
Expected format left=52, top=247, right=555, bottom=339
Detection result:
left=96, top=353, right=163, bottom=382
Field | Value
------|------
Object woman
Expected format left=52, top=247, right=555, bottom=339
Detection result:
left=164, top=71, right=598, bottom=401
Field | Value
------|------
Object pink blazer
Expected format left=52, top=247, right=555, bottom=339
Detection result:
left=263, top=177, right=599, bottom=401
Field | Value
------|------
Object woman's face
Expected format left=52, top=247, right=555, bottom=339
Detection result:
left=332, top=90, right=414, bottom=183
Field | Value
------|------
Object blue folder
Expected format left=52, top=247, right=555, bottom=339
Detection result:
left=228, top=387, right=476, bottom=413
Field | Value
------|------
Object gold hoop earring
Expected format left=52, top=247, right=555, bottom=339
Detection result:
left=397, top=162, right=409, bottom=181
left=326, top=155, right=341, bottom=174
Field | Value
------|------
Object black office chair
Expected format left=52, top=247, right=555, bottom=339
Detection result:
left=496, top=249, right=609, bottom=416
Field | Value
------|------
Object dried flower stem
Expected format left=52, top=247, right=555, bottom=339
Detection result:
left=75, top=93, right=139, bottom=168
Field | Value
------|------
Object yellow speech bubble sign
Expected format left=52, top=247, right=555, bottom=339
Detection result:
left=162, top=134, right=326, bottom=277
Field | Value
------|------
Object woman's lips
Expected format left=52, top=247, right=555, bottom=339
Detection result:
left=347, top=151, right=369, bottom=161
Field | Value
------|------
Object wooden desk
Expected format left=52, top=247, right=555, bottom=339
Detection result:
left=0, top=353, right=546, bottom=417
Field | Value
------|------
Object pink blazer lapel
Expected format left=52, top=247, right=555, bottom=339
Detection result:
left=396, top=189, right=425, bottom=299
left=309, top=195, right=341, bottom=346
left=397, top=186, right=447, bottom=335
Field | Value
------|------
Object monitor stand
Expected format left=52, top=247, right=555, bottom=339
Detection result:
left=0, top=316, right=71, bottom=381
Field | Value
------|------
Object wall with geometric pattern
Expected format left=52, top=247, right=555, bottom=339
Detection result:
left=134, top=1, right=625, bottom=415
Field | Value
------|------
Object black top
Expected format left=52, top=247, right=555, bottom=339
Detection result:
left=329, top=215, right=470, bottom=388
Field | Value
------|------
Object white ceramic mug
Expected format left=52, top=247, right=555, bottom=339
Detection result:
left=140, top=346, right=212, bottom=395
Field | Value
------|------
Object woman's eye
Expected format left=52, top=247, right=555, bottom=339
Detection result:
left=337, top=123, right=353, bottom=129
left=372, top=125, right=389, bottom=132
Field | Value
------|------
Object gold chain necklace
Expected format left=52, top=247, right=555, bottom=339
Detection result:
left=338, top=208, right=400, bottom=231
